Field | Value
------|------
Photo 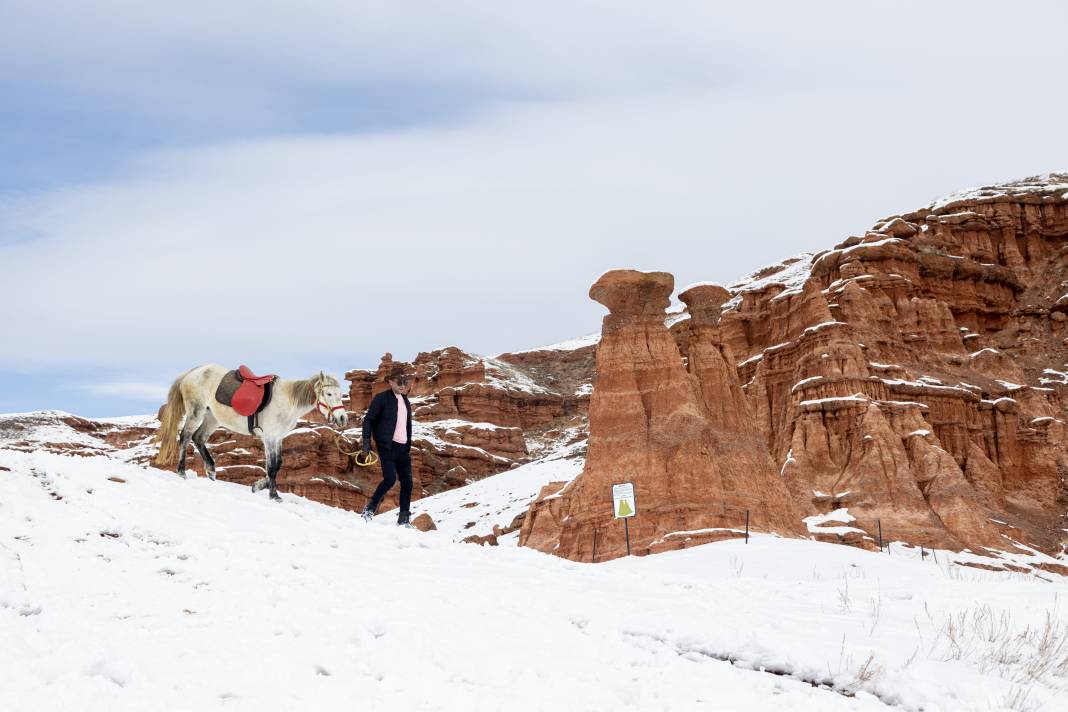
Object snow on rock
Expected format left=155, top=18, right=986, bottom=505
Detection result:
left=803, top=508, right=866, bottom=536
left=498, top=333, right=600, bottom=356
left=1040, top=368, right=1068, bottom=385
left=724, top=254, right=815, bottom=310
left=405, top=442, right=585, bottom=543
left=927, top=172, right=1068, bottom=210
left=2, top=449, right=1067, bottom=711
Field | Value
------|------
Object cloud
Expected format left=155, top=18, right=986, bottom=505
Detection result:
left=3, top=1, right=1067, bottom=377
left=78, top=381, right=169, bottom=402
left=4, top=87, right=1067, bottom=373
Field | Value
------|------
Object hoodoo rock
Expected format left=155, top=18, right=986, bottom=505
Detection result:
left=519, top=270, right=802, bottom=561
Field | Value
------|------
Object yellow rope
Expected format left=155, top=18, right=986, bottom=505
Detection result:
left=333, top=431, right=379, bottom=467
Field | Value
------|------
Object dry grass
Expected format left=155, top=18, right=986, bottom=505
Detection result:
left=926, top=603, right=1068, bottom=711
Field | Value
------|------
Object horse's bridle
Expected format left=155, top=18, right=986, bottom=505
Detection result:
left=313, top=381, right=346, bottom=420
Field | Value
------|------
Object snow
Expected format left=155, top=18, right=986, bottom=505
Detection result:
left=803, top=509, right=866, bottom=537
left=779, top=449, right=795, bottom=476
left=663, top=311, right=690, bottom=328
left=410, top=422, right=512, bottom=465
left=836, top=237, right=906, bottom=255
left=482, top=357, right=556, bottom=395
left=874, top=400, right=929, bottom=410
left=724, top=254, right=815, bottom=310
left=995, top=380, right=1025, bottom=392
left=1039, top=368, right=1068, bottom=386
left=421, top=418, right=510, bottom=433
left=411, top=442, right=585, bottom=542
left=798, top=395, right=868, bottom=408
left=927, top=173, right=1068, bottom=210
left=878, top=378, right=974, bottom=398
left=801, top=320, right=847, bottom=335
left=500, top=333, right=600, bottom=356
left=790, top=376, right=823, bottom=393
left=3, top=449, right=1068, bottom=711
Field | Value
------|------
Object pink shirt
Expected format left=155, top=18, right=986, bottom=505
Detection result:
left=392, top=393, right=408, bottom=444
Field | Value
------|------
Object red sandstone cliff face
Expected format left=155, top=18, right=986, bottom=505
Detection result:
left=519, top=271, right=803, bottom=561
left=707, top=174, right=1068, bottom=555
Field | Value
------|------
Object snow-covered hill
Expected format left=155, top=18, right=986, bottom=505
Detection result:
left=2, top=449, right=1067, bottom=711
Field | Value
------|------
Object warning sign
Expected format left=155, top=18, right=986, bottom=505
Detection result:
left=612, top=482, right=636, bottom=519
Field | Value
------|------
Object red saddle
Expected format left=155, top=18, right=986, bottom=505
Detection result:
left=232, top=365, right=278, bottom=417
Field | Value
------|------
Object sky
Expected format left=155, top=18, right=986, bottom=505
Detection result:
left=2, top=1, right=1067, bottom=416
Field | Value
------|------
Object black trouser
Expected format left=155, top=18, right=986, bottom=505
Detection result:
left=367, top=441, right=412, bottom=514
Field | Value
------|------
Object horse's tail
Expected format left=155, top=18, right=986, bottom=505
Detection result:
left=154, top=376, right=186, bottom=466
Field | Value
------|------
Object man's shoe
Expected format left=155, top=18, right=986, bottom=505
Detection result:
left=361, top=508, right=374, bottom=522
left=397, top=511, right=414, bottom=528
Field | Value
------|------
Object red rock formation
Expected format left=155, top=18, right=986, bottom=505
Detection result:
left=519, top=175, right=1068, bottom=563
left=519, top=270, right=802, bottom=561
left=715, top=174, right=1068, bottom=555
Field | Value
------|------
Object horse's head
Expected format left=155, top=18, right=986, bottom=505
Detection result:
left=313, top=371, right=348, bottom=428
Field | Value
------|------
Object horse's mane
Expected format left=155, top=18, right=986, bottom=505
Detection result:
left=286, top=373, right=340, bottom=408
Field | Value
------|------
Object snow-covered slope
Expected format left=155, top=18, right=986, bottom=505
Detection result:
left=3, top=450, right=1067, bottom=711
left=414, top=440, right=585, bottom=543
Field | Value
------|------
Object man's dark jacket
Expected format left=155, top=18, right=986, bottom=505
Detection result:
left=361, top=389, right=413, bottom=452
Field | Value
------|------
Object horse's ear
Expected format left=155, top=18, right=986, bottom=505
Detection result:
left=319, top=370, right=325, bottom=385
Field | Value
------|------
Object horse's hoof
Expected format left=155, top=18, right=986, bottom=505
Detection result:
left=270, top=492, right=282, bottom=502
left=251, top=477, right=268, bottom=493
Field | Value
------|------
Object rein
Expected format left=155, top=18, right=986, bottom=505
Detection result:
left=308, top=381, right=378, bottom=467
left=332, top=431, right=379, bottom=467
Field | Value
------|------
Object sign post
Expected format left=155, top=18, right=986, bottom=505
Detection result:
left=612, top=482, right=636, bottom=556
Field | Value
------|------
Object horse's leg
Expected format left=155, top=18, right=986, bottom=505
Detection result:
left=192, top=412, right=218, bottom=481
left=177, top=407, right=206, bottom=479
left=265, top=439, right=283, bottom=502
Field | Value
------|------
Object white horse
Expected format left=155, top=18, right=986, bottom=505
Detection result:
left=154, top=365, right=347, bottom=501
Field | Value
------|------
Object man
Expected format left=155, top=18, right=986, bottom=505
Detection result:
left=360, top=366, right=415, bottom=527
